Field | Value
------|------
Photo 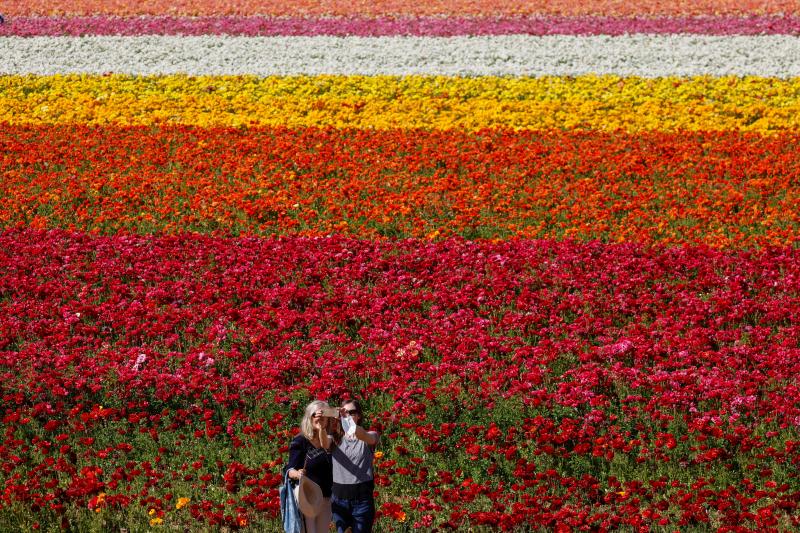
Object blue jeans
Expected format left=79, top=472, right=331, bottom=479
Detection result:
left=331, top=495, right=375, bottom=533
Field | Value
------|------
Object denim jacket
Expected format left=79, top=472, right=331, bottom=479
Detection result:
left=280, top=469, right=303, bottom=533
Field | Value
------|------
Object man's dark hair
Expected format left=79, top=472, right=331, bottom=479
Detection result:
left=340, top=398, right=362, bottom=414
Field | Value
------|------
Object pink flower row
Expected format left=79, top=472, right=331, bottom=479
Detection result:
left=2, top=15, right=800, bottom=36
left=5, top=0, right=800, bottom=18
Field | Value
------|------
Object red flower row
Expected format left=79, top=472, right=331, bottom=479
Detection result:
left=1, top=230, right=800, bottom=529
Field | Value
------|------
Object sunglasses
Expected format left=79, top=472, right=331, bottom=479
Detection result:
left=345, top=409, right=360, bottom=415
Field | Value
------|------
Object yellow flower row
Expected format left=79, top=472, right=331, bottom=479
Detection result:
left=3, top=74, right=800, bottom=132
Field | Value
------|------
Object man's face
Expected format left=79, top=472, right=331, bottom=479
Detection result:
left=343, top=403, right=361, bottom=423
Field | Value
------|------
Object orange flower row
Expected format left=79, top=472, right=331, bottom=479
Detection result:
left=3, top=124, right=800, bottom=248
left=3, top=0, right=797, bottom=17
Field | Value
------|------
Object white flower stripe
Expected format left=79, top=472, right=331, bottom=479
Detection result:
left=3, top=34, right=800, bottom=77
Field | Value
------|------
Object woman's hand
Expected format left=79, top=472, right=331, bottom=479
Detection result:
left=288, top=468, right=304, bottom=481
left=311, top=409, right=325, bottom=433
left=325, top=415, right=340, bottom=433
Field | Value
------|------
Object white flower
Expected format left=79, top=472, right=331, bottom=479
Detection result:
left=2, top=35, right=800, bottom=77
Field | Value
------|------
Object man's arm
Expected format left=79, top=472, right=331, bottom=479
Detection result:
left=354, top=426, right=379, bottom=447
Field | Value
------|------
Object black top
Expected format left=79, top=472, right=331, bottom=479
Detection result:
left=288, top=433, right=333, bottom=497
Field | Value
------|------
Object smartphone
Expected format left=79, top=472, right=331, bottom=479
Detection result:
left=321, top=406, right=340, bottom=418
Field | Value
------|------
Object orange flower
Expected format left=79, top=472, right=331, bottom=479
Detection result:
left=175, top=497, right=191, bottom=510
left=4, top=124, right=800, bottom=248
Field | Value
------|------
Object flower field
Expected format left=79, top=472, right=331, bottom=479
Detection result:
left=3, top=2, right=800, bottom=532
left=4, top=126, right=800, bottom=247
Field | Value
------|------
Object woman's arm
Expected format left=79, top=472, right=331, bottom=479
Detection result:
left=312, top=411, right=334, bottom=451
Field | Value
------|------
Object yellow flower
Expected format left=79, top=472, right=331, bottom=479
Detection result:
left=4, top=74, right=800, bottom=133
left=149, top=517, right=163, bottom=526
left=398, top=511, right=407, bottom=522
left=176, top=497, right=191, bottom=510
left=148, top=509, right=156, bottom=516
left=373, top=451, right=384, bottom=459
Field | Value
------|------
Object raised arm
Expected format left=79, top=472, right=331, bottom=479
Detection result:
left=354, top=426, right=379, bottom=447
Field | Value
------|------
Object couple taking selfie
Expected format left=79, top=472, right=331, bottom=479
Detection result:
left=281, top=399, right=380, bottom=533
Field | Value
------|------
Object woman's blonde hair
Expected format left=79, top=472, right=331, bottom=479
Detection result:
left=301, top=400, right=331, bottom=440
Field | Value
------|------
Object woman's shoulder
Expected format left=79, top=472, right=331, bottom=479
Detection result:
left=290, top=432, right=309, bottom=447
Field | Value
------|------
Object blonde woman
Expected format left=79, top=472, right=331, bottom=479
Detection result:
left=286, top=400, right=339, bottom=533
